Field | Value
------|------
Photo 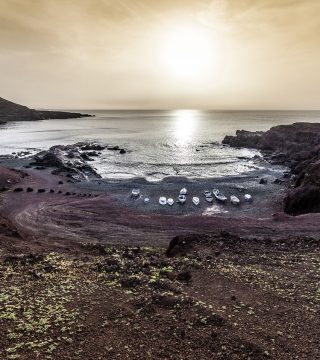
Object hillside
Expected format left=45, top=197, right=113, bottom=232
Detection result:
left=0, top=97, right=92, bottom=124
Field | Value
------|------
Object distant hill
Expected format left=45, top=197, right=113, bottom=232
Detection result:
left=0, top=97, right=93, bottom=124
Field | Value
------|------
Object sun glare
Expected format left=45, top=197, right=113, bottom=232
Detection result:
left=160, top=25, right=219, bottom=83
left=172, top=109, right=199, bottom=146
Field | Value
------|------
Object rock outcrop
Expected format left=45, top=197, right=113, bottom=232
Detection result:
left=31, top=144, right=102, bottom=180
left=0, top=97, right=93, bottom=123
left=223, top=122, right=320, bottom=215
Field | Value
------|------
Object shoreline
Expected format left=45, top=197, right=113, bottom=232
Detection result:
left=0, top=139, right=319, bottom=360
left=0, top=159, right=319, bottom=253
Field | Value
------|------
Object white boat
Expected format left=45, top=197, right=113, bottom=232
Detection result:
left=159, top=197, right=167, bottom=206
left=212, top=189, right=227, bottom=202
left=167, top=198, right=174, bottom=206
left=144, top=197, right=150, bottom=204
left=230, top=195, right=240, bottom=205
left=180, top=188, right=187, bottom=195
left=192, top=197, right=200, bottom=206
left=178, top=194, right=186, bottom=204
left=205, top=195, right=214, bottom=203
left=203, top=190, right=212, bottom=197
left=244, top=194, right=252, bottom=202
left=131, top=189, right=140, bottom=198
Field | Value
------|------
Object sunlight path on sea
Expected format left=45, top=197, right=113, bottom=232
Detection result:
left=171, top=109, right=199, bottom=146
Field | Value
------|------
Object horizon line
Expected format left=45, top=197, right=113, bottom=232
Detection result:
left=38, top=108, right=320, bottom=112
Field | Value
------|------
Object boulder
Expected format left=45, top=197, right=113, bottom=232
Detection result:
left=284, top=186, right=320, bottom=215
left=108, top=145, right=120, bottom=151
left=80, top=143, right=106, bottom=151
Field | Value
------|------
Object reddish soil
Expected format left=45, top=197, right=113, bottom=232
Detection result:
left=0, top=166, right=319, bottom=359
left=0, top=166, right=320, bottom=253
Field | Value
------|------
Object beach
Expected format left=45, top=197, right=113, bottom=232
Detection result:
left=0, top=131, right=319, bottom=360
left=0, top=155, right=319, bottom=251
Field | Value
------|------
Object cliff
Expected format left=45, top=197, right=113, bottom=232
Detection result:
left=223, top=122, right=320, bottom=215
left=0, top=97, right=93, bottom=124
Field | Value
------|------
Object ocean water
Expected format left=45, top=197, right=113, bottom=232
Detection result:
left=0, top=110, right=319, bottom=181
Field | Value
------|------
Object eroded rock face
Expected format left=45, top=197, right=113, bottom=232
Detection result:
left=223, top=122, right=320, bottom=215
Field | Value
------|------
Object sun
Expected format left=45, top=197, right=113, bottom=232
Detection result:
left=160, top=25, right=219, bottom=83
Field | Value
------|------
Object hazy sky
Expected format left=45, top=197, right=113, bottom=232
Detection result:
left=0, top=0, right=319, bottom=109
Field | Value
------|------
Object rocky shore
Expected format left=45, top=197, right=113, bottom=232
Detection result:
left=0, top=97, right=93, bottom=123
left=0, top=139, right=319, bottom=359
left=29, top=142, right=127, bottom=181
left=223, top=122, right=320, bottom=215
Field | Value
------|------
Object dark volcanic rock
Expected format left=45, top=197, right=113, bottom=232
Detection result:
left=284, top=186, right=320, bottom=215
left=0, top=97, right=93, bottom=122
left=222, top=130, right=263, bottom=148
left=80, top=153, right=94, bottom=161
left=80, top=144, right=106, bottom=151
left=31, top=144, right=102, bottom=180
left=223, top=122, right=320, bottom=215
left=108, top=146, right=120, bottom=151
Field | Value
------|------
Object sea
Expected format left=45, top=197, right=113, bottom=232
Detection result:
left=0, top=110, right=319, bottom=181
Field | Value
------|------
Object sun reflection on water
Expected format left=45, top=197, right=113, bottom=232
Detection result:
left=171, top=109, right=200, bottom=146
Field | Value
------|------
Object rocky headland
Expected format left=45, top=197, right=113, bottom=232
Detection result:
left=223, top=122, right=320, bottom=215
left=0, top=97, right=93, bottom=124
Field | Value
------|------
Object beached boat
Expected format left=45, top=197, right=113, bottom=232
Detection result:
left=167, top=198, right=174, bottom=206
left=244, top=194, right=252, bottom=202
left=131, top=188, right=140, bottom=198
left=205, top=195, right=213, bottom=203
left=180, top=188, right=187, bottom=195
left=192, top=197, right=200, bottom=205
left=203, top=190, right=212, bottom=197
left=178, top=194, right=186, bottom=204
left=159, top=197, right=167, bottom=205
left=230, top=195, right=240, bottom=205
left=212, top=189, right=227, bottom=202
left=144, top=197, right=150, bottom=204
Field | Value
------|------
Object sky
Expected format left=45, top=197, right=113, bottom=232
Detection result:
left=0, top=0, right=319, bottom=110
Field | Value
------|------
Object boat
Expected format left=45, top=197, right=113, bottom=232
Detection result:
left=178, top=194, right=186, bottom=204
left=203, top=190, right=212, bottom=197
left=167, top=198, right=174, bottom=206
left=144, top=197, right=150, bottom=204
left=131, top=188, right=140, bottom=198
left=244, top=194, right=252, bottom=202
left=159, top=197, right=167, bottom=206
left=205, top=195, right=213, bottom=203
left=230, top=195, right=240, bottom=205
left=192, top=197, right=200, bottom=205
left=212, top=189, right=227, bottom=202
left=180, top=188, right=187, bottom=195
